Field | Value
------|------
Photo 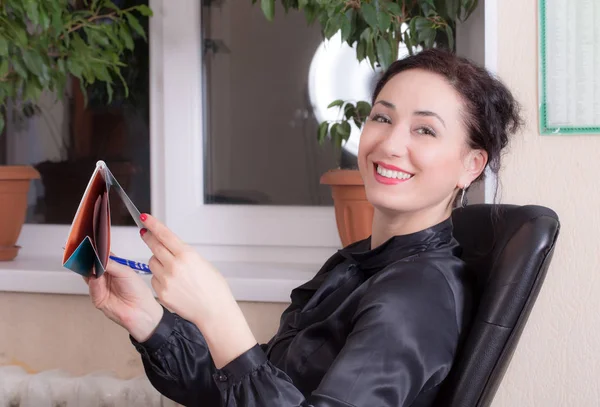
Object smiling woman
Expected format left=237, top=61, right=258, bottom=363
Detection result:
left=360, top=49, right=522, bottom=250
left=87, top=47, right=525, bottom=407
left=359, top=66, right=487, bottom=246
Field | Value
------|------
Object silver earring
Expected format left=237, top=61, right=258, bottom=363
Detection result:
left=460, top=187, right=468, bottom=208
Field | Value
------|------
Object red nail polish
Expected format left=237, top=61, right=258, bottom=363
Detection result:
left=140, top=228, right=147, bottom=236
left=140, top=213, right=148, bottom=222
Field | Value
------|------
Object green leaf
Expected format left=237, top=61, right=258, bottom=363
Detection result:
left=11, top=58, right=28, bottom=79
left=327, top=99, right=344, bottom=109
left=86, top=27, right=110, bottom=47
left=39, top=7, right=51, bottom=30
left=389, top=34, right=399, bottom=61
left=419, top=0, right=436, bottom=12
left=378, top=10, right=391, bottom=32
left=303, top=4, right=318, bottom=25
left=67, top=58, right=83, bottom=78
left=361, top=3, right=378, bottom=29
left=413, top=16, right=436, bottom=47
left=317, top=121, right=329, bottom=144
left=114, top=68, right=129, bottom=98
left=92, top=63, right=112, bottom=82
left=261, top=0, right=275, bottom=21
left=57, top=58, right=66, bottom=75
left=106, top=82, right=114, bottom=104
left=403, top=30, right=414, bottom=55
left=51, top=5, right=64, bottom=35
left=104, top=1, right=121, bottom=12
left=0, top=59, right=8, bottom=77
left=0, top=113, right=4, bottom=134
left=356, top=101, right=372, bottom=119
left=23, top=52, right=49, bottom=82
left=376, top=36, right=392, bottom=70
left=445, top=24, right=454, bottom=50
left=71, top=32, right=88, bottom=53
left=23, top=78, right=42, bottom=102
left=340, top=15, right=352, bottom=42
left=0, top=37, right=8, bottom=56
left=461, top=0, right=479, bottom=20
left=357, top=39, right=366, bottom=61
left=446, top=0, right=459, bottom=21
left=119, top=25, right=134, bottom=50
left=25, top=0, right=40, bottom=26
left=104, top=28, right=122, bottom=52
left=324, top=15, right=341, bottom=39
left=338, top=121, right=351, bottom=140
left=136, top=4, right=153, bottom=17
left=330, top=123, right=342, bottom=148
left=365, top=30, right=376, bottom=69
left=344, top=103, right=356, bottom=120
left=386, top=3, right=403, bottom=16
left=13, top=24, right=28, bottom=47
left=126, top=13, right=146, bottom=40
left=298, top=0, right=308, bottom=9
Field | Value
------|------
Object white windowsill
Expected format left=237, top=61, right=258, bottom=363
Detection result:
left=0, top=255, right=318, bottom=303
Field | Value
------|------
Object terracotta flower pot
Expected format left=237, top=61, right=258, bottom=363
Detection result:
left=320, top=169, right=374, bottom=247
left=0, top=166, right=41, bottom=261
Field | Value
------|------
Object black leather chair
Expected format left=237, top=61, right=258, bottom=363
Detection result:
left=434, top=204, right=560, bottom=406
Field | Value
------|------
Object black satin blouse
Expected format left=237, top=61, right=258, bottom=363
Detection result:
left=130, top=218, right=473, bottom=407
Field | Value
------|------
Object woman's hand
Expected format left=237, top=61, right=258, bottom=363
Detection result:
left=85, top=259, right=164, bottom=343
left=139, top=213, right=257, bottom=368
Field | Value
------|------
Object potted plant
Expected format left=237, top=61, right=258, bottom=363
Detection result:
left=0, top=0, right=152, bottom=260
left=256, top=0, right=479, bottom=246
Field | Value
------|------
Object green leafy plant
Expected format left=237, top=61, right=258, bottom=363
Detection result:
left=0, top=0, right=153, bottom=133
left=254, top=0, right=478, bottom=156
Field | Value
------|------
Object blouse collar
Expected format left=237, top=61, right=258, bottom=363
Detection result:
left=337, top=217, right=455, bottom=275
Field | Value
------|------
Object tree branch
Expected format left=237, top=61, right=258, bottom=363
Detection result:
left=61, top=6, right=137, bottom=38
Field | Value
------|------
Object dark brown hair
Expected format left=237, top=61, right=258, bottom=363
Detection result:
left=372, top=48, right=523, bottom=193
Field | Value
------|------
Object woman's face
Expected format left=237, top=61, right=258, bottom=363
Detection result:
left=358, top=69, right=486, bottom=217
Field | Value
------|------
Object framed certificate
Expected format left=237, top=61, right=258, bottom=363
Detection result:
left=539, top=0, right=600, bottom=135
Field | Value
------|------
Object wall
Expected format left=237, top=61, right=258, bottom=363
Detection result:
left=491, top=0, right=600, bottom=405
left=0, top=292, right=288, bottom=378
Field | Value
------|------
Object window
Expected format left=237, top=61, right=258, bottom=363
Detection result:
left=156, top=0, right=342, bottom=258
left=9, top=0, right=340, bottom=265
left=2, top=0, right=151, bottom=228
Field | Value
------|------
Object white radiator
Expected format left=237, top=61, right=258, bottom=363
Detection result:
left=0, top=366, right=179, bottom=407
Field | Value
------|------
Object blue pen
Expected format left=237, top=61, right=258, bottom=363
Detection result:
left=109, top=255, right=152, bottom=274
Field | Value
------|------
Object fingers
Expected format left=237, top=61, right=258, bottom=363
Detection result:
left=148, top=255, right=164, bottom=276
left=141, top=230, right=174, bottom=265
left=139, top=213, right=186, bottom=256
left=104, top=259, right=134, bottom=277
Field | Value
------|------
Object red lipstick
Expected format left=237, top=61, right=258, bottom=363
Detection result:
left=373, top=162, right=413, bottom=185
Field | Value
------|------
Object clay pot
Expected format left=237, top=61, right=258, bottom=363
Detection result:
left=0, top=166, right=41, bottom=261
left=320, top=169, right=374, bottom=247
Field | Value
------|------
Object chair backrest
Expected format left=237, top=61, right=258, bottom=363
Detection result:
left=434, top=204, right=560, bottom=406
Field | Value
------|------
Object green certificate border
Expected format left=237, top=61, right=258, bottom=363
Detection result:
left=539, top=0, right=600, bottom=135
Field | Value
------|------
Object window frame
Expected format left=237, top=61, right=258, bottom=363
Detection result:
left=148, top=0, right=342, bottom=258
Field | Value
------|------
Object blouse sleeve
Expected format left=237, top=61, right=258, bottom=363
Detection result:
left=130, top=306, right=222, bottom=406
left=211, top=265, right=461, bottom=407
left=127, top=257, right=331, bottom=407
